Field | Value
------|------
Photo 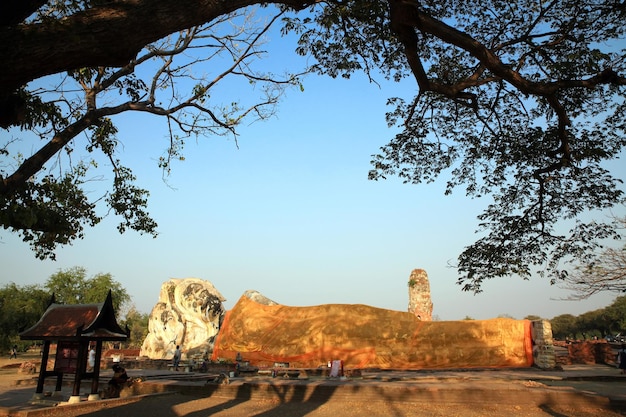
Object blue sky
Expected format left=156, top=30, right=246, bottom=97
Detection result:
left=1, top=8, right=624, bottom=321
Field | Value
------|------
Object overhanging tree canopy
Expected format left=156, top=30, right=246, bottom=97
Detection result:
left=1, top=0, right=625, bottom=292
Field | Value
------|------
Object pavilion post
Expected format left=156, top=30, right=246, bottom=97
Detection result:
left=90, top=340, right=104, bottom=397
left=70, top=341, right=88, bottom=398
left=34, top=340, right=50, bottom=395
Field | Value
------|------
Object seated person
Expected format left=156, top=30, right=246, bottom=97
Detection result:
left=103, top=364, right=130, bottom=398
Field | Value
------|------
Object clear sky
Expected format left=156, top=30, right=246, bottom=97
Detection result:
left=1, top=8, right=624, bottom=321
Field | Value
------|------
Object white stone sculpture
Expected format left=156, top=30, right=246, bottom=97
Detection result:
left=140, top=278, right=226, bottom=360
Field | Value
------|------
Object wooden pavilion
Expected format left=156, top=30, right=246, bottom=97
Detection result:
left=20, top=290, right=128, bottom=403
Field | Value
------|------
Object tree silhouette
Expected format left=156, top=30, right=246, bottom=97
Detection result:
left=1, top=1, right=624, bottom=292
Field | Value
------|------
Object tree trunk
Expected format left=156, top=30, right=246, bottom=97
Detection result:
left=0, top=0, right=315, bottom=96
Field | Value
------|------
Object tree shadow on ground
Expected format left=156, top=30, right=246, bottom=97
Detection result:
left=250, top=383, right=338, bottom=417
left=538, top=404, right=570, bottom=417
left=181, top=382, right=340, bottom=417
left=54, top=383, right=342, bottom=417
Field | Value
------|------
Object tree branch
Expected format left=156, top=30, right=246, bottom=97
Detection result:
left=0, top=0, right=317, bottom=97
left=0, top=0, right=48, bottom=27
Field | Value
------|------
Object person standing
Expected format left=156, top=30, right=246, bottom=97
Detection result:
left=173, top=345, right=182, bottom=371
left=87, top=346, right=96, bottom=371
left=617, top=344, right=626, bottom=374
left=9, top=345, right=17, bottom=359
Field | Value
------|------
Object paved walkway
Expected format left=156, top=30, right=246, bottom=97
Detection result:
left=2, top=365, right=626, bottom=416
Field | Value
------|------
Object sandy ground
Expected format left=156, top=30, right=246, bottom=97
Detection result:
left=60, top=392, right=614, bottom=417
left=2, top=353, right=626, bottom=417
left=41, top=387, right=625, bottom=417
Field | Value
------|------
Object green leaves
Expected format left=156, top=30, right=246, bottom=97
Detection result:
left=113, top=74, right=148, bottom=102
left=290, top=1, right=404, bottom=81
left=0, top=269, right=132, bottom=350
left=357, top=1, right=626, bottom=293
left=0, top=283, right=50, bottom=350
left=2, top=6, right=308, bottom=258
left=1, top=0, right=624, bottom=293
left=0, top=164, right=100, bottom=260
left=87, top=117, right=118, bottom=155
left=551, top=295, right=626, bottom=339
left=107, top=164, right=158, bottom=236
left=44, top=266, right=130, bottom=312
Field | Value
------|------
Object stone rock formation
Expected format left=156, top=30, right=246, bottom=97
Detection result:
left=140, top=278, right=225, bottom=360
left=407, top=268, right=433, bottom=320
left=242, top=289, right=278, bottom=306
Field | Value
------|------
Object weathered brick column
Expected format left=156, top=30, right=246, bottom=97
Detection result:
left=407, top=269, right=433, bottom=321
left=531, top=320, right=556, bottom=369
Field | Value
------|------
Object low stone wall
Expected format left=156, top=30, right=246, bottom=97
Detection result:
left=102, top=358, right=169, bottom=370
left=102, top=357, right=237, bottom=373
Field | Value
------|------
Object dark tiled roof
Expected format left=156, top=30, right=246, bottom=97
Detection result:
left=20, top=291, right=128, bottom=341
left=20, top=304, right=100, bottom=339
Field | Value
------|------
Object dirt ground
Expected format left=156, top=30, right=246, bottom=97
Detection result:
left=55, top=392, right=622, bottom=417
left=2, top=353, right=626, bottom=417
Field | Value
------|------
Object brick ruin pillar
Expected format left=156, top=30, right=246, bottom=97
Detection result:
left=407, top=268, right=433, bottom=321
left=531, top=320, right=556, bottom=369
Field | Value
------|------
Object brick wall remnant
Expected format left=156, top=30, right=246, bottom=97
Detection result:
left=407, top=269, right=433, bottom=321
left=531, top=320, right=556, bottom=369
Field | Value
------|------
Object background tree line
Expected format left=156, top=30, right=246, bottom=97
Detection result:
left=551, top=296, right=626, bottom=341
left=4, top=263, right=626, bottom=354
left=0, top=266, right=148, bottom=353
